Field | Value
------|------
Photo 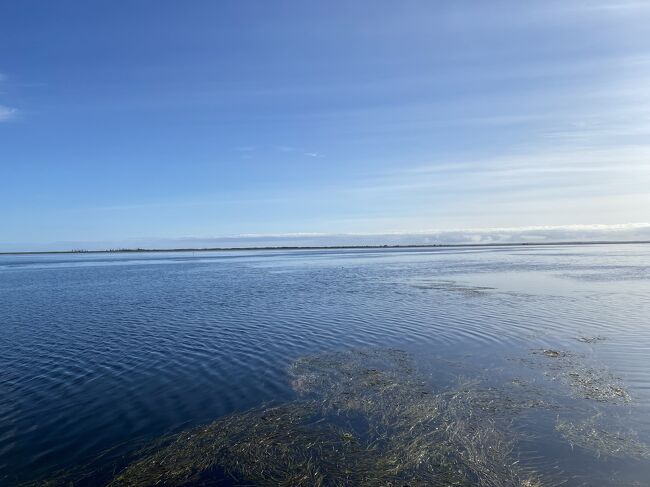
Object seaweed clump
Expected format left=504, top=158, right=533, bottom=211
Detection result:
left=27, top=348, right=647, bottom=487
left=109, top=402, right=365, bottom=486
left=107, top=349, right=544, bottom=487
left=529, top=349, right=630, bottom=403
left=409, top=279, right=494, bottom=296
left=575, top=336, right=607, bottom=344
left=556, top=414, right=650, bottom=461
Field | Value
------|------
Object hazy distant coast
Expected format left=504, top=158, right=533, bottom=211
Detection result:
left=2, top=240, right=649, bottom=256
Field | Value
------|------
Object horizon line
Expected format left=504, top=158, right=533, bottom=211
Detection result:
left=2, top=239, right=649, bottom=256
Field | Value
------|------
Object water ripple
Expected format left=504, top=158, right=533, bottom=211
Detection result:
left=1, top=244, right=650, bottom=485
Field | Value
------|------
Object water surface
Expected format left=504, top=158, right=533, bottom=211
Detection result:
left=1, top=244, right=649, bottom=485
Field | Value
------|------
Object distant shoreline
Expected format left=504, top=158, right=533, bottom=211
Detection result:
left=1, top=240, right=649, bottom=256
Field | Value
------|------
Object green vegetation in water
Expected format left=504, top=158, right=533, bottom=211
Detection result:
left=39, top=350, right=547, bottom=487
left=409, top=279, right=495, bottom=296
left=288, top=349, right=544, bottom=486
left=556, top=414, right=650, bottom=460
left=529, top=349, right=630, bottom=403
left=575, top=336, right=607, bottom=344
left=110, top=402, right=364, bottom=486
left=30, top=348, right=646, bottom=487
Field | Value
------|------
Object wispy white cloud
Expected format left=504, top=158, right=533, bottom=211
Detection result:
left=7, top=223, right=649, bottom=252
left=353, top=145, right=650, bottom=196
left=0, top=73, right=17, bottom=121
left=0, top=105, right=17, bottom=122
left=566, top=1, right=650, bottom=12
left=222, top=223, right=650, bottom=246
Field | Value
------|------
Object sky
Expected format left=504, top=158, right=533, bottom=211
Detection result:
left=1, top=1, right=650, bottom=250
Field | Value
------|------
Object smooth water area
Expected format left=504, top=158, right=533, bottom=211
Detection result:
left=1, top=244, right=649, bottom=485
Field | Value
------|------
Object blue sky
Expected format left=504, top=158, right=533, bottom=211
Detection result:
left=1, top=1, right=650, bottom=250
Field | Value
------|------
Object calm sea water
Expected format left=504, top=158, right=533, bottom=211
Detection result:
left=1, top=244, right=649, bottom=485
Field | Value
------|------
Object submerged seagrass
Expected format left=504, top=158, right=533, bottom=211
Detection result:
left=105, top=349, right=545, bottom=486
left=529, top=349, right=631, bottom=403
left=30, top=348, right=647, bottom=487
left=556, top=414, right=650, bottom=461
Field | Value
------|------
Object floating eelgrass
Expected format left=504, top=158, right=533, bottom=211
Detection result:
left=107, top=349, right=544, bottom=486
left=529, top=349, right=630, bottom=403
left=109, top=402, right=365, bottom=486
left=556, top=414, right=650, bottom=460
left=409, top=279, right=494, bottom=296
left=33, top=347, right=643, bottom=487
left=575, top=336, right=607, bottom=344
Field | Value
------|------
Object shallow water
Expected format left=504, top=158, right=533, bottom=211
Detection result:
left=1, top=244, right=649, bottom=485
